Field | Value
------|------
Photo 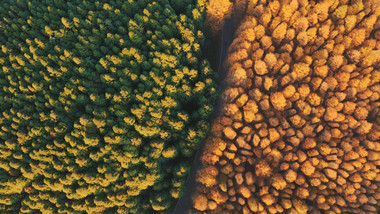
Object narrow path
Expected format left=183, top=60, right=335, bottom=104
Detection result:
left=172, top=17, right=235, bottom=214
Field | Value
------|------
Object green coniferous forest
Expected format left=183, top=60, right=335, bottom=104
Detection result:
left=0, top=0, right=218, bottom=213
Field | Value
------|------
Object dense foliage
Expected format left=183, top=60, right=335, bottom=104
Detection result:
left=191, top=0, right=379, bottom=213
left=0, top=0, right=218, bottom=213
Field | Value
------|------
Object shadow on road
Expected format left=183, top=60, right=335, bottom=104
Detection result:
left=173, top=17, right=235, bottom=214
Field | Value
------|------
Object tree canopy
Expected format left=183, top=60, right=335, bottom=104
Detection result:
left=0, top=0, right=217, bottom=213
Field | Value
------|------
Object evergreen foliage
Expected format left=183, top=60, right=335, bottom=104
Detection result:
left=0, top=0, right=217, bottom=213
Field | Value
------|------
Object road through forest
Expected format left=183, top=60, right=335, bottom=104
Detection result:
left=173, top=17, right=236, bottom=214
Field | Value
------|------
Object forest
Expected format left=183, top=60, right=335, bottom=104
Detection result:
left=0, top=0, right=218, bottom=213
left=1, top=0, right=379, bottom=214
left=191, top=0, right=379, bottom=213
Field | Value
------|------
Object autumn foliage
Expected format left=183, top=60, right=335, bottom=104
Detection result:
left=192, top=0, right=380, bottom=213
left=206, top=0, right=233, bottom=35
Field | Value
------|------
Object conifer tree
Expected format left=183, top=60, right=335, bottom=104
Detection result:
left=0, top=0, right=217, bottom=213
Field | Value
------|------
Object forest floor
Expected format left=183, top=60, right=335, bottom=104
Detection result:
left=173, top=17, right=236, bottom=214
